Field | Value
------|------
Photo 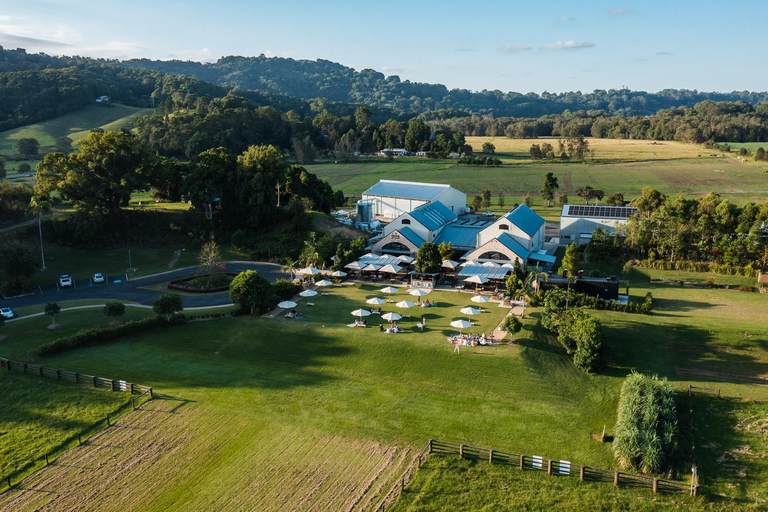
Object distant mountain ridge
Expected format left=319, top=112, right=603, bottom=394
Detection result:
left=122, top=54, right=768, bottom=117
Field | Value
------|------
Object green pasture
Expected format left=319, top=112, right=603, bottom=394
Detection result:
left=0, top=372, right=131, bottom=481
left=308, top=158, right=768, bottom=208
left=1, top=266, right=766, bottom=508
left=0, top=104, right=152, bottom=159
left=466, top=136, right=712, bottom=163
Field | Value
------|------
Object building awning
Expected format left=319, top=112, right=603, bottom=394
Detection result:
left=457, top=265, right=511, bottom=280
left=529, top=252, right=557, bottom=265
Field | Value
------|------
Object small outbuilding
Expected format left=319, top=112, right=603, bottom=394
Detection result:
left=559, top=205, right=638, bottom=246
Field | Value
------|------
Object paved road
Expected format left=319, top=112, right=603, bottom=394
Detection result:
left=1, top=261, right=285, bottom=313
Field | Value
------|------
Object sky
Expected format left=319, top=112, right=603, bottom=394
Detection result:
left=0, top=0, right=765, bottom=94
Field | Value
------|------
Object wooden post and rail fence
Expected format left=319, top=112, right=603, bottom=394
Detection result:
left=375, top=438, right=700, bottom=510
left=0, top=357, right=154, bottom=493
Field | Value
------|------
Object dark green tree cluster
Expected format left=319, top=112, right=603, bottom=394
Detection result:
left=426, top=101, right=768, bottom=144
left=613, top=372, right=678, bottom=474
left=622, top=187, right=768, bottom=267
left=541, top=288, right=604, bottom=373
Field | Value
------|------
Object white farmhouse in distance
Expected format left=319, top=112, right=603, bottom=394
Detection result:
left=559, top=205, right=638, bottom=245
left=361, top=180, right=467, bottom=221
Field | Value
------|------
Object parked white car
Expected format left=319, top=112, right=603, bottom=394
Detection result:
left=0, top=307, right=14, bottom=319
left=59, top=275, right=73, bottom=287
left=92, top=273, right=105, bottom=284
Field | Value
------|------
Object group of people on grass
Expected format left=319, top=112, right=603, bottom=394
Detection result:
left=285, top=310, right=303, bottom=319
left=450, top=333, right=492, bottom=352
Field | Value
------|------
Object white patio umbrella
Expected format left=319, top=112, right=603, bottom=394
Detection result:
left=409, top=289, right=431, bottom=297
left=345, top=261, right=363, bottom=270
left=382, top=312, right=402, bottom=322
left=464, top=275, right=489, bottom=291
left=442, top=259, right=460, bottom=269
left=461, top=259, right=482, bottom=267
left=330, top=270, right=347, bottom=277
left=363, top=264, right=381, bottom=272
left=397, top=255, right=415, bottom=263
left=396, top=300, right=415, bottom=309
left=366, top=297, right=386, bottom=305
left=379, top=264, right=402, bottom=274
left=482, top=261, right=499, bottom=267
left=471, top=295, right=491, bottom=304
left=380, top=286, right=399, bottom=301
left=278, top=301, right=297, bottom=309
left=351, top=308, right=372, bottom=319
left=298, top=267, right=322, bottom=276
left=460, top=307, right=481, bottom=322
left=299, top=290, right=317, bottom=297
left=315, top=279, right=333, bottom=287
left=450, top=319, right=472, bottom=334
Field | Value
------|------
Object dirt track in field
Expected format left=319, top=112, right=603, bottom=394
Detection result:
left=0, top=398, right=411, bottom=511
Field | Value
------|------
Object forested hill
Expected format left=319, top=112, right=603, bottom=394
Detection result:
left=0, top=47, right=391, bottom=132
left=122, top=54, right=768, bottom=117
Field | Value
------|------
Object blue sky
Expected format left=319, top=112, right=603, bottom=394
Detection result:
left=0, top=0, right=764, bottom=93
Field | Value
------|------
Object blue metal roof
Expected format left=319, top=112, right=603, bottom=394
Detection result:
left=363, top=180, right=450, bottom=201
left=503, top=204, right=545, bottom=237
left=433, top=224, right=483, bottom=249
left=496, top=233, right=531, bottom=261
left=409, top=201, right=458, bottom=232
left=529, top=252, right=557, bottom=265
left=397, top=227, right=425, bottom=248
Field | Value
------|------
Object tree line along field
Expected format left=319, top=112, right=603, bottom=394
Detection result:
left=466, top=136, right=717, bottom=162
left=1, top=269, right=767, bottom=509
left=306, top=156, right=767, bottom=208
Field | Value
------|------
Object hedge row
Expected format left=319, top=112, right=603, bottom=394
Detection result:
left=632, top=259, right=759, bottom=277
left=556, top=290, right=653, bottom=315
left=35, top=315, right=179, bottom=358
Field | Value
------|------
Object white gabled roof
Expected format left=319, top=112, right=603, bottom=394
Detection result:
left=363, top=180, right=451, bottom=201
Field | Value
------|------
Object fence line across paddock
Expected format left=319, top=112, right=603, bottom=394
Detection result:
left=0, top=357, right=154, bottom=493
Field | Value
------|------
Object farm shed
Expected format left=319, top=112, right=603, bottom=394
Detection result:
left=560, top=205, right=638, bottom=246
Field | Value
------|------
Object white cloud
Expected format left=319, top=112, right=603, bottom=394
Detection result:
left=656, top=51, right=673, bottom=56
left=608, top=7, right=631, bottom=15
left=498, top=44, right=531, bottom=53
left=559, top=16, right=575, bottom=22
left=381, top=65, right=405, bottom=74
left=541, top=40, right=595, bottom=50
left=167, top=47, right=215, bottom=62
left=454, top=47, right=476, bottom=53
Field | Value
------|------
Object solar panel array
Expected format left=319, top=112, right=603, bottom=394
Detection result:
left=566, top=205, right=638, bottom=219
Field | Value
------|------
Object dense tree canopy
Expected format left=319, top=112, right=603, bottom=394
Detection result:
left=35, top=131, right=150, bottom=217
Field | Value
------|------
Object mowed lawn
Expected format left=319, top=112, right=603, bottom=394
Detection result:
left=307, top=157, right=768, bottom=207
left=1, top=274, right=767, bottom=509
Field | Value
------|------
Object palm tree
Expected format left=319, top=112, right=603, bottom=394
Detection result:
left=28, top=195, right=51, bottom=270
left=281, top=257, right=298, bottom=281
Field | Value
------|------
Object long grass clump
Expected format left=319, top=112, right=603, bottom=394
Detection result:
left=613, top=372, right=678, bottom=474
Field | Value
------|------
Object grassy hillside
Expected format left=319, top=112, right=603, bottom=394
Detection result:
left=0, top=104, right=153, bottom=166
left=0, top=268, right=766, bottom=508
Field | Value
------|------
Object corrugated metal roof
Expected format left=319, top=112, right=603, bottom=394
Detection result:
left=363, top=180, right=450, bottom=201
left=409, top=201, right=458, bottom=232
left=457, top=265, right=511, bottom=280
left=496, top=233, right=531, bottom=261
left=503, top=204, right=545, bottom=237
left=396, top=227, right=425, bottom=248
left=529, top=252, right=557, bottom=265
left=433, top=224, right=483, bottom=248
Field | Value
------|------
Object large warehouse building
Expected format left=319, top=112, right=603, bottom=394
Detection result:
left=560, top=205, right=639, bottom=245
left=360, top=180, right=467, bottom=221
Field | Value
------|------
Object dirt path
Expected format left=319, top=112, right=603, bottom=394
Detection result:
left=168, top=250, right=182, bottom=269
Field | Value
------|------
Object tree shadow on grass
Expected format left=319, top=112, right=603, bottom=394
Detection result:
left=601, top=319, right=768, bottom=386
left=649, top=297, right=719, bottom=316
